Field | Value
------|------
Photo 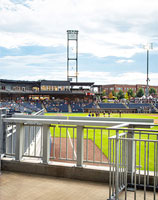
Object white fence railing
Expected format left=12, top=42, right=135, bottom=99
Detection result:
left=1, top=110, right=158, bottom=199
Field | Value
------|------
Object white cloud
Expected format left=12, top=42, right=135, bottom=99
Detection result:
left=0, top=0, right=158, bottom=84
left=116, top=59, right=134, bottom=63
left=0, top=53, right=67, bottom=80
left=0, top=0, right=158, bottom=57
left=78, top=71, right=158, bottom=86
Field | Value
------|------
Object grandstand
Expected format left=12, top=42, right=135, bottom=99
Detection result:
left=99, top=103, right=126, bottom=109
left=0, top=78, right=158, bottom=114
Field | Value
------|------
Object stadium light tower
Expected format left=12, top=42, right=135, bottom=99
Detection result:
left=144, top=43, right=153, bottom=97
left=67, top=30, right=79, bottom=82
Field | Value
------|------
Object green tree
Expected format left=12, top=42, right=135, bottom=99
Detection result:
left=102, top=90, right=106, bottom=96
left=109, top=92, right=113, bottom=99
left=149, top=88, right=156, bottom=95
left=127, top=88, right=134, bottom=100
left=136, top=88, right=144, bottom=97
left=112, top=89, right=116, bottom=97
left=117, top=90, right=124, bottom=100
left=125, top=92, right=129, bottom=100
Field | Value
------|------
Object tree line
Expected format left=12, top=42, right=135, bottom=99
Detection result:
left=102, top=88, right=156, bottom=100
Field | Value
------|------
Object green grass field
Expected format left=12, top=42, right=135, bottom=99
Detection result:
left=46, top=112, right=158, bottom=171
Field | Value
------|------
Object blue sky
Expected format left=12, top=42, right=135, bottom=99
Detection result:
left=0, top=0, right=158, bottom=85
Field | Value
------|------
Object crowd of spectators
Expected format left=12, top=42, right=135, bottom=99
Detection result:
left=0, top=100, right=42, bottom=114
left=0, top=98, right=158, bottom=114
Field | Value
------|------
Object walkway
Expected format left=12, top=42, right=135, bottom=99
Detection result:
left=0, top=171, right=156, bottom=200
left=0, top=171, right=108, bottom=200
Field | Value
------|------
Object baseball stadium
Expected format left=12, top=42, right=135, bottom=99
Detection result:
left=0, top=29, right=158, bottom=200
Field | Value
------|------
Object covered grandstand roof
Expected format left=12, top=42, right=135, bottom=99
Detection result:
left=40, top=80, right=70, bottom=86
left=70, top=82, right=94, bottom=86
left=0, top=79, right=39, bottom=85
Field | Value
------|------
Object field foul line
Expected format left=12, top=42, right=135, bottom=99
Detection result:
left=67, top=129, right=77, bottom=159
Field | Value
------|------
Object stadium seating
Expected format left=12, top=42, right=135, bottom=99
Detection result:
left=45, top=101, right=68, bottom=113
left=0, top=99, right=157, bottom=114
left=71, top=103, right=84, bottom=113
left=99, top=103, right=126, bottom=109
left=127, top=103, right=152, bottom=109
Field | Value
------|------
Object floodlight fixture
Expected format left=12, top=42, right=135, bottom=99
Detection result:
left=67, top=30, right=79, bottom=82
left=144, top=43, right=153, bottom=97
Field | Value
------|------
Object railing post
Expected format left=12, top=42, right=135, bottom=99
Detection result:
left=115, top=130, right=119, bottom=200
left=0, top=108, right=7, bottom=154
left=77, top=126, right=84, bottom=167
left=15, top=123, right=24, bottom=161
left=43, top=124, right=50, bottom=164
left=0, top=108, right=7, bottom=174
left=127, top=125, right=135, bottom=183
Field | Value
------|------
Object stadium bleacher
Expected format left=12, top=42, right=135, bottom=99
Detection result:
left=99, top=103, right=126, bottom=109
left=71, top=102, right=84, bottom=113
left=127, top=103, right=152, bottom=113
left=0, top=99, right=157, bottom=114
left=45, top=101, right=68, bottom=113
left=0, top=100, right=43, bottom=114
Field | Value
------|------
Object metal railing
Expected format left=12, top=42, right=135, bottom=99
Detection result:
left=1, top=109, right=158, bottom=199
left=108, top=127, right=158, bottom=200
left=49, top=125, right=109, bottom=165
left=4, top=109, right=45, bottom=158
left=2, top=116, right=135, bottom=165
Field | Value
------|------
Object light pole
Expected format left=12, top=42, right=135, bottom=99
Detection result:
left=144, top=43, right=153, bottom=97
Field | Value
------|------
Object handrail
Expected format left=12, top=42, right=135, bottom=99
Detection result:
left=33, top=108, right=45, bottom=116
left=3, top=117, right=154, bottom=128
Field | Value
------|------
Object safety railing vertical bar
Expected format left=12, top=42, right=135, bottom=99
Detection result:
left=125, top=138, right=128, bottom=200
left=112, top=138, right=115, bottom=197
left=59, top=127, right=61, bottom=159
left=34, top=126, right=36, bottom=157
left=11, top=124, right=14, bottom=155
left=40, top=126, right=43, bottom=157
left=66, top=128, right=68, bottom=160
left=72, top=127, right=75, bottom=160
left=154, top=142, right=156, bottom=200
left=101, top=129, right=103, bottom=163
left=28, top=126, right=30, bottom=156
left=156, top=135, right=158, bottom=185
left=139, top=131, right=141, bottom=185
left=86, top=128, right=88, bottom=161
left=5, top=122, right=16, bottom=156
left=144, top=141, right=146, bottom=200
left=53, top=126, right=55, bottom=159
left=93, top=129, right=95, bottom=162
left=147, top=134, right=150, bottom=186
left=134, top=140, right=137, bottom=200
left=109, top=137, right=112, bottom=200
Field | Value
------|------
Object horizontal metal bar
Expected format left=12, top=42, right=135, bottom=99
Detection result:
left=109, top=132, right=127, bottom=139
left=109, top=137, right=158, bottom=143
left=52, top=158, right=77, bottom=161
left=22, top=155, right=42, bottom=159
left=107, top=123, right=130, bottom=129
left=4, top=117, right=154, bottom=128
left=58, top=125, right=76, bottom=128
left=5, top=153, right=15, bottom=156
left=107, top=127, right=158, bottom=132
left=84, top=127, right=106, bottom=130
left=83, top=160, right=109, bottom=165
left=24, top=124, right=43, bottom=127
left=134, top=132, right=158, bottom=136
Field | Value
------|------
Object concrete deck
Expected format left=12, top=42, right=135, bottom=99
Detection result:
left=0, top=171, right=109, bottom=200
left=0, top=171, right=157, bottom=200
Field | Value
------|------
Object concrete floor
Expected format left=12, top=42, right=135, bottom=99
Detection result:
left=0, top=171, right=109, bottom=200
left=0, top=171, right=157, bottom=200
